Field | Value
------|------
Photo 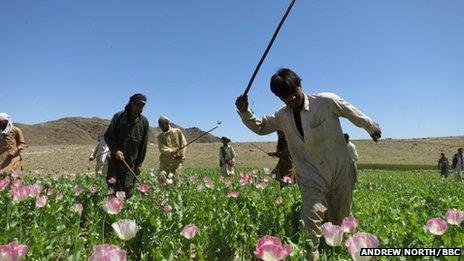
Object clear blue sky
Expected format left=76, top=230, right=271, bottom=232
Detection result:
left=1, top=0, right=463, bottom=141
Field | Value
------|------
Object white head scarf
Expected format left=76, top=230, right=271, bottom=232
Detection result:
left=0, top=113, right=13, bottom=137
left=158, top=115, right=170, bottom=122
left=158, top=115, right=171, bottom=132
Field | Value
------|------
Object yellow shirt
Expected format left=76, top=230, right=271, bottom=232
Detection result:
left=157, top=127, right=187, bottom=171
left=0, top=126, right=26, bottom=173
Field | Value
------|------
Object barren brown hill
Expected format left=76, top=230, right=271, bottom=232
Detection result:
left=16, top=117, right=220, bottom=146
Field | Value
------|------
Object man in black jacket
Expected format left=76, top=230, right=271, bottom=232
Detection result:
left=104, top=93, right=149, bottom=197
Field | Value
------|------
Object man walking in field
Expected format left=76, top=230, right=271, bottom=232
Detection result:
left=219, top=136, right=236, bottom=176
left=157, top=116, right=187, bottom=186
left=235, top=68, right=381, bottom=260
left=89, top=136, right=110, bottom=177
left=451, top=148, right=463, bottom=182
left=0, top=113, right=26, bottom=178
left=344, top=133, right=359, bottom=165
left=437, top=153, right=449, bottom=178
left=268, top=131, right=296, bottom=188
left=104, top=93, right=149, bottom=198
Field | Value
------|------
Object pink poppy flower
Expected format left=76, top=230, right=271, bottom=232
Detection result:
left=275, top=196, right=284, bottom=205
left=11, top=186, right=29, bottom=202
left=35, top=196, right=47, bottom=208
left=281, top=176, right=294, bottom=184
left=427, top=218, right=448, bottom=235
left=263, top=175, right=272, bottom=182
left=228, top=191, right=240, bottom=198
left=74, top=185, right=83, bottom=196
left=90, top=185, right=98, bottom=194
left=89, top=244, right=126, bottom=261
left=239, top=174, right=251, bottom=186
left=105, top=198, right=124, bottom=215
left=321, top=222, right=344, bottom=246
left=52, top=173, right=61, bottom=181
left=112, top=219, right=139, bottom=241
left=0, top=239, right=28, bottom=261
left=55, top=192, right=63, bottom=201
left=74, top=203, right=83, bottom=215
left=203, top=177, right=214, bottom=189
left=254, top=235, right=292, bottom=261
left=137, top=183, right=151, bottom=193
left=256, top=181, right=268, bottom=190
left=341, top=216, right=358, bottom=233
left=263, top=168, right=271, bottom=175
left=163, top=203, right=173, bottom=213
left=27, top=184, right=42, bottom=198
left=45, top=188, right=54, bottom=196
left=11, top=179, right=22, bottom=187
left=445, top=209, right=464, bottom=226
left=116, top=191, right=126, bottom=200
left=180, top=224, right=198, bottom=239
left=345, top=232, right=380, bottom=261
left=68, top=174, right=76, bottom=182
left=0, top=179, right=10, bottom=191
left=108, top=177, right=117, bottom=184
left=189, top=174, right=197, bottom=183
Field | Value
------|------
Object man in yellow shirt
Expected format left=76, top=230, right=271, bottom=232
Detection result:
left=157, top=116, right=187, bottom=186
left=0, top=113, right=26, bottom=178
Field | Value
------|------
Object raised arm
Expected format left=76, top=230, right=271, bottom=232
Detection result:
left=236, top=95, right=280, bottom=135
left=325, top=93, right=381, bottom=142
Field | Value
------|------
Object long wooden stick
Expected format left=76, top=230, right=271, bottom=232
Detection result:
left=250, top=143, right=276, bottom=158
left=177, top=122, right=221, bottom=151
left=121, top=158, right=141, bottom=184
left=243, top=0, right=298, bottom=96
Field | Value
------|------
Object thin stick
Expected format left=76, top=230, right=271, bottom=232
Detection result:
left=250, top=143, right=276, bottom=158
left=243, top=0, right=298, bottom=96
left=121, top=158, right=141, bottom=184
left=177, top=122, right=221, bottom=151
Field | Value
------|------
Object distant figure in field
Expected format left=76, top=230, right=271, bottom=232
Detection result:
left=236, top=68, right=381, bottom=260
left=157, top=116, right=187, bottom=186
left=219, top=136, right=236, bottom=176
left=268, top=131, right=295, bottom=188
left=0, top=113, right=26, bottom=178
left=437, top=153, right=450, bottom=178
left=344, top=133, right=359, bottom=165
left=104, top=94, right=149, bottom=198
left=89, top=136, right=110, bottom=177
left=451, top=148, right=463, bottom=182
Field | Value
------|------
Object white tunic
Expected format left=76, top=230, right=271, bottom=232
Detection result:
left=239, top=92, right=378, bottom=189
left=347, top=142, right=359, bottom=163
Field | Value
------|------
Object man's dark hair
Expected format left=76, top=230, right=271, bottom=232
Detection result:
left=441, top=153, right=445, bottom=156
left=125, top=93, right=147, bottom=111
left=344, top=133, right=350, bottom=143
left=270, top=68, right=302, bottom=97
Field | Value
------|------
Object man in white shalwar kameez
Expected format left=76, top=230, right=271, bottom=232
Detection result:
left=235, top=68, right=381, bottom=260
left=89, top=136, right=110, bottom=177
left=219, top=136, right=236, bottom=176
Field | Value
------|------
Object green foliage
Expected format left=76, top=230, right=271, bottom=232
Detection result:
left=0, top=169, right=463, bottom=260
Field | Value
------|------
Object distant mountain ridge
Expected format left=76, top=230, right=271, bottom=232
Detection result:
left=15, top=117, right=221, bottom=146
